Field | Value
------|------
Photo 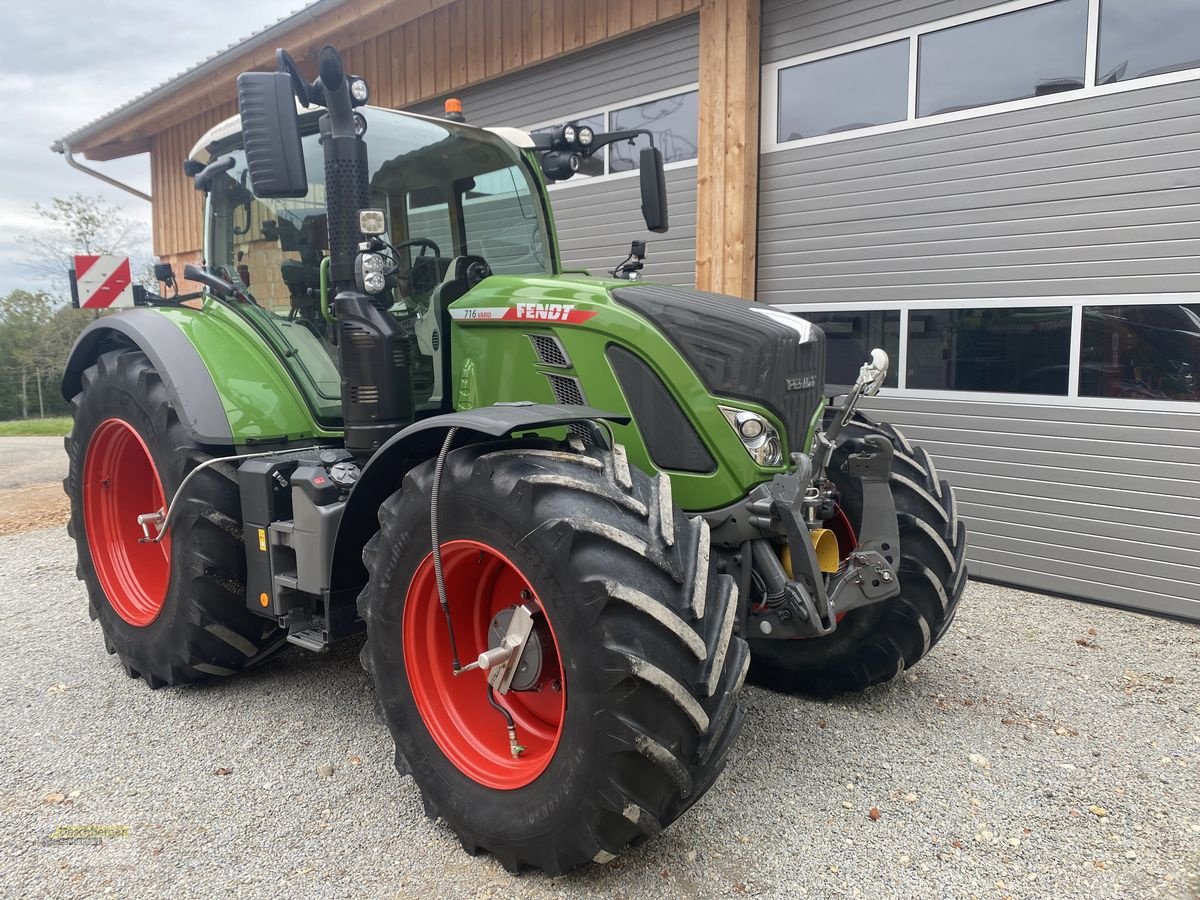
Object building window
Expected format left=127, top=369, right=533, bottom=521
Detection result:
left=907, top=307, right=1072, bottom=395
left=1079, top=304, right=1200, bottom=401
left=777, top=41, right=909, bottom=142
left=1098, top=0, right=1200, bottom=84
left=917, top=0, right=1088, bottom=117
left=796, top=310, right=901, bottom=388
left=609, top=90, right=699, bottom=172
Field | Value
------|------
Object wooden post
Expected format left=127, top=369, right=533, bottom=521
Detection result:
left=695, top=0, right=761, bottom=300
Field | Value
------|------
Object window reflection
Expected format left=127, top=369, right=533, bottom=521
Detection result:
left=917, top=0, right=1088, bottom=117
left=610, top=91, right=699, bottom=172
left=1098, top=0, right=1200, bottom=83
left=1080, top=304, right=1200, bottom=401
left=778, top=41, right=909, bottom=141
left=795, top=310, right=901, bottom=388
left=907, top=307, right=1072, bottom=395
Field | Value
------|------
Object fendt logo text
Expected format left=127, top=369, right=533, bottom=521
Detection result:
left=515, top=303, right=576, bottom=321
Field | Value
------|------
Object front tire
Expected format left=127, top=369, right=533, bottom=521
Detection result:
left=65, top=348, right=286, bottom=688
left=359, top=440, right=748, bottom=874
left=749, top=412, right=967, bottom=696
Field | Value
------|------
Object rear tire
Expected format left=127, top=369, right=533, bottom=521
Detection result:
left=359, top=440, right=748, bottom=874
left=748, top=412, right=967, bottom=696
left=65, top=348, right=286, bottom=688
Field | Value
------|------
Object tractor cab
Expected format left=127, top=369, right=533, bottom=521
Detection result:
left=195, top=107, right=556, bottom=425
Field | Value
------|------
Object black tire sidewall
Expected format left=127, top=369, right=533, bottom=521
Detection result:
left=70, top=356, right=216, bottom=661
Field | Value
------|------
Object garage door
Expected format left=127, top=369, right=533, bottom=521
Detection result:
left=755, top=0, right=1200, bottom=619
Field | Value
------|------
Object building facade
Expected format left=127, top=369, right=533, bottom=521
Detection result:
left=59, top=0, right=1200, bottom=619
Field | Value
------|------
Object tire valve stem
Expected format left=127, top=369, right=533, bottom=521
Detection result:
left=487, top=685, right=524, bottom=758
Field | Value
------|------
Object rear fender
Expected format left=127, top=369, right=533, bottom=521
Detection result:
left=62, top=310, right=233, bottom=445
left=62, top=304, right=336, bottom=446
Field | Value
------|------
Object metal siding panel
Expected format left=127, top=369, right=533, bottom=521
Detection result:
left=552, top=167, right=698, bottom=285
left=958, top=501, right=1200, bottom=557
left=758, top=81, right=1200, bottom=303
left=853, top=396, right=1200, bottom=616
left=970, top=558, right=1198, bottom=619
left=408, top=15, right=699, bottom=126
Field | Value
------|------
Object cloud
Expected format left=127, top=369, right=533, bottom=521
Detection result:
left=0, top=0, right=301, bottom=296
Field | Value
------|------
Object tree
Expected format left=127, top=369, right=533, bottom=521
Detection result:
left=20, top=193, right=152, bottom=299
left=0, top=290, right=90, bottom=419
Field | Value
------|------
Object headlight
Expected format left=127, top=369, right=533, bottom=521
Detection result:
left=350, top=78, right=369, bottom=103
left=577, top=125, right=594, bottom=146
left=356, top=252, right=388, bottom=294
left=719, top=406, right=783, bottom=467
left=358, top=208, right=386, bottom=235
left=562, top=124, right=577, bottom=144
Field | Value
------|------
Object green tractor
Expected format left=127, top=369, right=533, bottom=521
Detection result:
left=62, top=46, right=966, bottom=873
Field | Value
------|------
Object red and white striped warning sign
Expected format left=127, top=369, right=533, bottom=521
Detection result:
left=74, top=255, right=135, bottom=309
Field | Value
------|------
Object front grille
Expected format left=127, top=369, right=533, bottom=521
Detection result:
left=545, top=373, right=586, bottom=406
left=611, top=284, right=826, bottom=454
left=528, top=333, right=571, bottom=368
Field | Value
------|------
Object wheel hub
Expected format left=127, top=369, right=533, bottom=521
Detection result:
left=487, top=607, right=544, bottom=692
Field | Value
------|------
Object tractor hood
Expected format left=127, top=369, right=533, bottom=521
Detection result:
left=608, top=283, right=826, bottom=460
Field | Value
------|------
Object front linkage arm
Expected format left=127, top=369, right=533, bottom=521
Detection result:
left=714, top=350, right=901, bottom=640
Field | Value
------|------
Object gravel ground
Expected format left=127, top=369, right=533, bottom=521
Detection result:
left=0, top=437, right=69, bottom=489
left=1, top=526, right=1197, bottom=900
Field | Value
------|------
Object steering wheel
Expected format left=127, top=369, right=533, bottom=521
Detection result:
left=393, top=237, right=441, bottom=258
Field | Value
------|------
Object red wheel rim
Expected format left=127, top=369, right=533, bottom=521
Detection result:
left=83, top=418, right=172, bottom=627
left=403, top=540, right=566, bottom=790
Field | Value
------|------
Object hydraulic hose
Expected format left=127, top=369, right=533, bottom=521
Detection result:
left=432, top=426, right=462, bottom=671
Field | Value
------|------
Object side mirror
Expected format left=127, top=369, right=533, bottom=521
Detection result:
left=639, top=146, right=669, bottom=234
left=236, top=71, right=308, bottom=198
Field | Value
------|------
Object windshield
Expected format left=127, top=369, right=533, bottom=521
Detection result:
left=204, top=108, right=554, bottom=420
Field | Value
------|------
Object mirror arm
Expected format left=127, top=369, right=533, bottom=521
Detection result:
left=528, top=128, right=656, bottom=154
left=183, top=264, right=241, bottom=300
left=581, top=128, right=655, bottom=156
left=192, top=156, right=236, bottom=193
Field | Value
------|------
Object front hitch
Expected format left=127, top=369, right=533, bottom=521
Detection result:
left=740, top=348, right=901, bottom=639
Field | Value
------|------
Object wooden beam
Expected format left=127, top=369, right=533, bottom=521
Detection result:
left=695, top=0, right=760, bottom=299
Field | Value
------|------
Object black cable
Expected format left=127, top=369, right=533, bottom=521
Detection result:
left=486, top=684, right=515, bottom=729
left=431, top=426, right=462, bottom=672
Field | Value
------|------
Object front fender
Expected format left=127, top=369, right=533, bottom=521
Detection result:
left=329, top=403, right=628, bottom=595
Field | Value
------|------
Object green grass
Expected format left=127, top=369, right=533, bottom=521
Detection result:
left=0, top=416, right=73, bottom=437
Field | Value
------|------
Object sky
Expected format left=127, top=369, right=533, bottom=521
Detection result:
left=0, top=0, right=303, bottom=296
